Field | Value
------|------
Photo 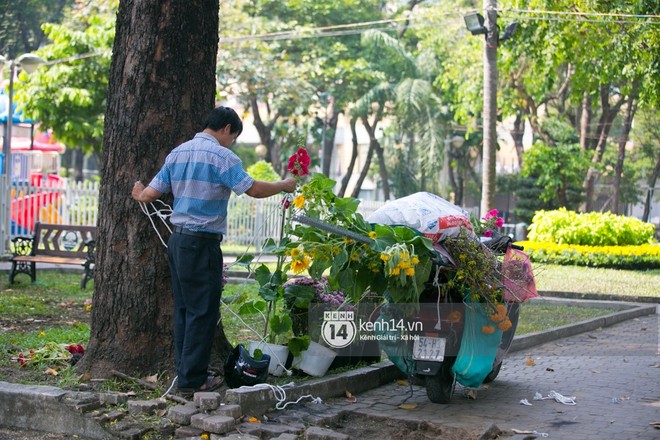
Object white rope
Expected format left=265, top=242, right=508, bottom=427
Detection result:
left=161, top=375, right=178, bottom=399
left=137, top=200, right=173, bottom=248
left=236, top=382, right=323, bottom=410
left=136, top=196, right=321, bottom=397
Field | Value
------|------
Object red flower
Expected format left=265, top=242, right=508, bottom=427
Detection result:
left=66, top=344, right=85, bottom=355
left=287, top=148, right=310, bottom=177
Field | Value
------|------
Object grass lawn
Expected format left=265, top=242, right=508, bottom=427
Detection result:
left=533, top=264, right=660, bottom=297
left=0, top=265, right=657, bottom=388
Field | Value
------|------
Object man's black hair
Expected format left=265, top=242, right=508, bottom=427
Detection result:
left=204, top=106, right=243, bottom=136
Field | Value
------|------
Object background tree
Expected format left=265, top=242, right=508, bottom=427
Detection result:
left=0, top=0, right=73, bottom=57
left=520, top=142, right=588, bottom=210
left=77, top=0, right=223, bottom=378
left=15, top=0, right=115, bottom=180
left=498, top=0, right=660, bottom=212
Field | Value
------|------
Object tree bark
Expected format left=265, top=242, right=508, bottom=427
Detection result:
left=612, top=93, right=637, bottom=213
left=321, top=98, right=338, bottom=177
left=481, top=0, right=498, bottom=215
left=510, top=109, right=525, bottom=169
left=360, top=113, right=390, bottom=200
left=78, top=0, right=221, bottom=379
left=642, top=156, right=660, bottom=222
left=579, top=92, right=592, bottom=151
left=582, top=85, right=625, bottom=212
left=338, top=115, right=359, bottom=197
left=250, top=95, right=283, bottom=174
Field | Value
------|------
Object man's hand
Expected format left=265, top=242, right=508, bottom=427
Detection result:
left=132, top=181, right=162, bottom=203
left=281, top=177, right=297, bottom=193
left=132, top=181, right=146, bottom=201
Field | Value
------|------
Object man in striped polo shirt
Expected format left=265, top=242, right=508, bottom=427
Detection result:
left=132, top=106, right=296, bottom=394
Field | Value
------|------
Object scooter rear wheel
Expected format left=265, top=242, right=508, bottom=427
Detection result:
left=482, top=361, right=502, bottom=383
left=424, top=358, right=456, bottom=404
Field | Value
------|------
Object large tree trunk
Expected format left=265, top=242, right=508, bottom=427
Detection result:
left=78, top=0, right=221, bottom=379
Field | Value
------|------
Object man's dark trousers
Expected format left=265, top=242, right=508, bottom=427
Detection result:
left=168, top=232, right=223, bottom=389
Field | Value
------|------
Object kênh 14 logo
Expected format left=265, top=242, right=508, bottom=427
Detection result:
left=321, top=310, right=422, bottom=349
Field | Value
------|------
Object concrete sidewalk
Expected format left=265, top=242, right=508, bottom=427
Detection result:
left=0, top=295, right=657, bottom=439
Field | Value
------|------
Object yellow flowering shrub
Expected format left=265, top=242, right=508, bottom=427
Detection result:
left=516, top=240, right=660, bottom=269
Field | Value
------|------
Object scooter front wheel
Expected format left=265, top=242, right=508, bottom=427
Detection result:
left=424, top=357, right=456, bottom=404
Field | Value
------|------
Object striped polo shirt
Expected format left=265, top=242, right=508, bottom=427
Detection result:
left=148, top=132, right=255, bottom=234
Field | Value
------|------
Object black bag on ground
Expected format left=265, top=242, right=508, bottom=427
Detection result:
left=224, top=343, right=271, bottom=388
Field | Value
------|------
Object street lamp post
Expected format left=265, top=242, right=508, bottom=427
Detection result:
left=0, top=53, right=43, bottom=253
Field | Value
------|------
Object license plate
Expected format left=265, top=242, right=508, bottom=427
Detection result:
left=412, top=336, right=446, bottom=361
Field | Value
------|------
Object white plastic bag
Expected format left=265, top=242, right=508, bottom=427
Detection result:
left=366, top=192, right=473, bottom=243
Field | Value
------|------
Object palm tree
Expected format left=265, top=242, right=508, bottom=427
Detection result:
left=353, top=29, right=447, bottom=199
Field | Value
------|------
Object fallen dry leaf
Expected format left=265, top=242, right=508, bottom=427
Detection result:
left=465, top=389, right=478, bottom=400
left=45, top=368, right=58, bottom=376
left=524, top=357, right=536, bottom=367
left=399, top=403, right=417, bottom=410
left=345, top=390, right=357, bottom=403
left=143, top=374, right=158, bottom=384
left=247, top=417, right=260, bottom=423
left=396, top=379, right=409, bottom=386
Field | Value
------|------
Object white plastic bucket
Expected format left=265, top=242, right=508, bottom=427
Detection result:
left=292, top=341, right=337, bottom=377
left=248, top=341, right=289, bottom=376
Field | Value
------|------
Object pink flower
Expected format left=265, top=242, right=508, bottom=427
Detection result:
left=483, top=209, right=499, bottom=221
left=495, top=217, right=504, bottom=228
left=483, top=229, right=493, bottom=237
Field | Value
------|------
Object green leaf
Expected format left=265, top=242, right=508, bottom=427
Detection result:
left=254, top=264, right=272, bottom=286
left=287, top=335, right=310, bottom=357
left=238, top=300, right=268, bottom=315
left=269, top=314, right=292, bottom=335
left=283, top=284, right=316, bottom=308
left=233, top=254, right=254, bottom=267
left=259, top=284, right=279, bottom=302
left=261, top=238, right=278, bottom=253
left=308, top=258, right=332, bottom=279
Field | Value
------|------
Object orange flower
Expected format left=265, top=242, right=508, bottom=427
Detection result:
left=498, top=318, right=512, bottom=332
left=448, top=310, right=462, bottom=323
left=482, top=325, right=495, bottom=334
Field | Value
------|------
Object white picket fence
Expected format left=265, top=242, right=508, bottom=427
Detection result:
left=0, top=178, right=386, bottom=255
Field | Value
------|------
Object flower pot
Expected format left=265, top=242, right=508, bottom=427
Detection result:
left=292, top=341, right=337, bottom=377
left=248, top=341, right=289, bottom=377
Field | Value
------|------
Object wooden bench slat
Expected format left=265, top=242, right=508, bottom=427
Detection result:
left=12, top=256, right=87, bottom=265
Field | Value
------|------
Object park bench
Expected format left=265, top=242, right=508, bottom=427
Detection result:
left=9, top=222, right=97, bottom=289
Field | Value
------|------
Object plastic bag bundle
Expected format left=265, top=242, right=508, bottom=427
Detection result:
left=501, top=247, right=539, bottom=303
left=452, top=303, right=503, bottom=388
left=366, top=192, right=474, bottom=243
left=372, top=303, right=415, bottom=376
